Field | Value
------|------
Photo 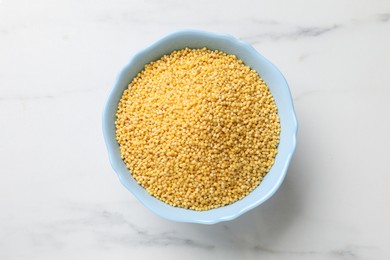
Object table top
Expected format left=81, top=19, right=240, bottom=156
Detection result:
left=1, top=0, right=389, bottom=259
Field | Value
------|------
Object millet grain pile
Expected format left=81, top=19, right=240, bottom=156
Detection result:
left=115, top=48, right=280, bottom=210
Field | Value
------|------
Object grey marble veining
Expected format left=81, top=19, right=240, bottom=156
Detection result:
left=1, top=0, right=389, bottom=259
left=241, top=24, right=341, bottom=44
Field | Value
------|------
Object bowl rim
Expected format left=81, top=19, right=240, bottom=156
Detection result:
left=102, top=29, right=298, bottom=224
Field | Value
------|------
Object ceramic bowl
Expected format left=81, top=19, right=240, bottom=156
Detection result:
left=102, top=30, right=297, bottom=224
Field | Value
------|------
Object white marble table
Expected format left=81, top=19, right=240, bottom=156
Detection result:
left=1, top=0, right=389, bottom=259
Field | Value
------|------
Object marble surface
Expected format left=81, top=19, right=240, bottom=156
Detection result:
left=1, top=0, right=389, bottom=259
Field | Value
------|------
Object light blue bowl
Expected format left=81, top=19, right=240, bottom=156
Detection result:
left=102, top=30, right=297, bottom=224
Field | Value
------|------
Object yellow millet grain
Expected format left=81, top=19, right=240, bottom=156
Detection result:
left=115, top=48, right=280, bottom=211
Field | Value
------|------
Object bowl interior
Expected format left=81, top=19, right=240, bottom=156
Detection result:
left=103, top=30, right=297, bottom=224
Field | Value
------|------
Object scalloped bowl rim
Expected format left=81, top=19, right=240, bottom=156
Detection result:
left=102, top=30, right=297, bottom=224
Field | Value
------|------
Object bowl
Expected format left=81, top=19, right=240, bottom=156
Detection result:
left=102, top=30, right=297, bottom=224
